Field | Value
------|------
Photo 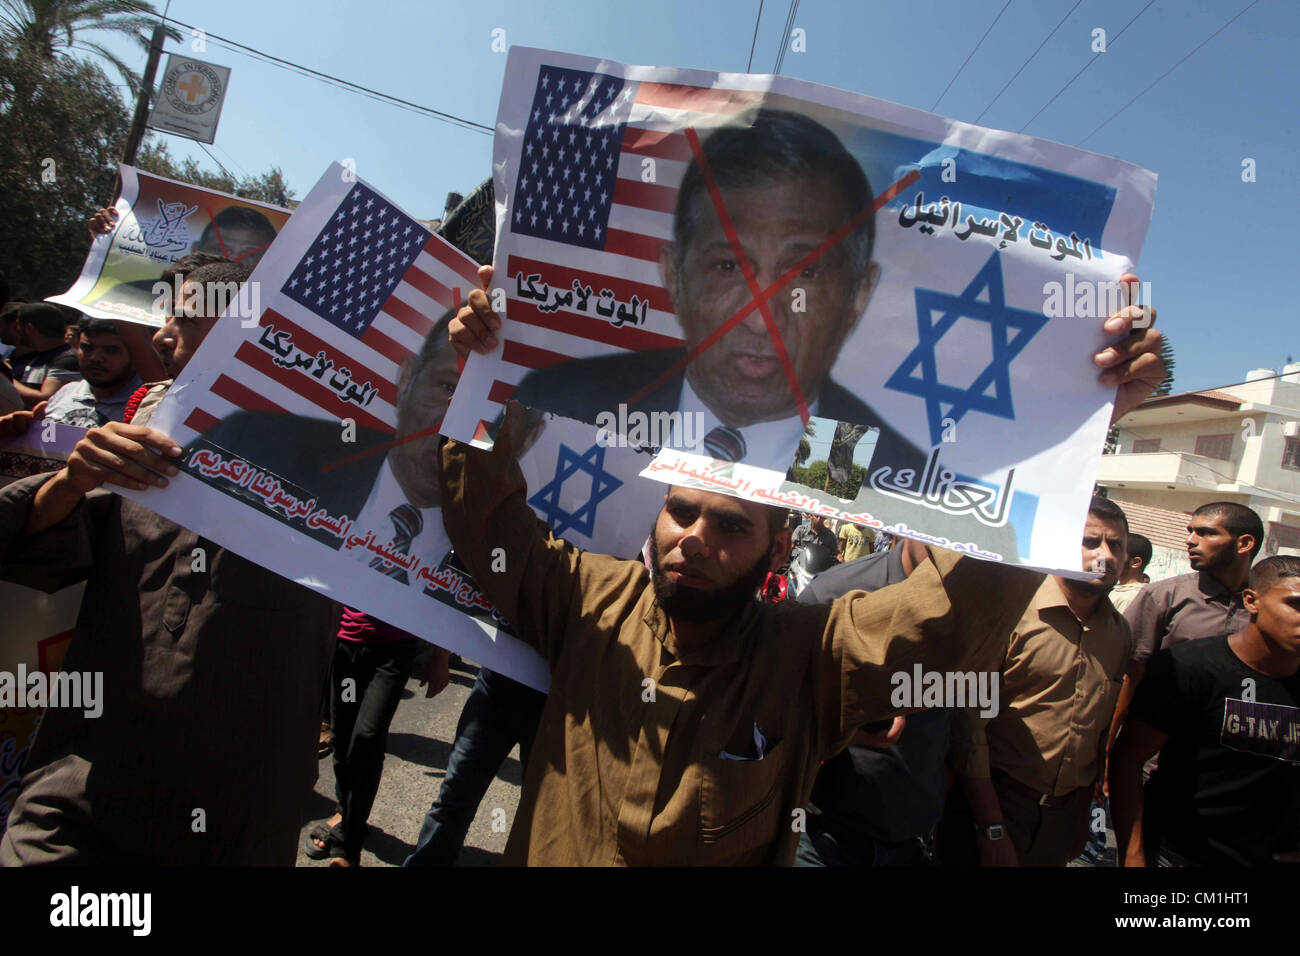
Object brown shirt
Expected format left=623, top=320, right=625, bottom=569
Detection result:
left=0, top=409, right=337, bottom=864
left=439, top=433, right=1044, bottom=865
left=951, top=576, right=1132, bottom=796
left=1125, top=570, right=1250, bottom=665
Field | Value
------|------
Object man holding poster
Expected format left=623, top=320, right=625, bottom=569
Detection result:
left=442, top=48, right=1161, bottom=572
left=0, top=255, right=338, bottom=866
left=440, top=251, right=1165, bottom=864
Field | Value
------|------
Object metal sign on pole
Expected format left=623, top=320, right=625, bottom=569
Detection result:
left=146, top=54, right=232, bottom=145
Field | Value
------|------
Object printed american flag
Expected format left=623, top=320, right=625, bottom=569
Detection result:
left=475, top=63, right=765, bottom=414
left=178, top=179, right=481, bottom=438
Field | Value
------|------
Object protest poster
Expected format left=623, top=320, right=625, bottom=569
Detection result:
left=116, top=166, right=666, bottom=692
left=0, top=423, right=87, bottom=840
left=440, top=47, right=1158, bottom=574
left=46, top=165, right=290, bottom=326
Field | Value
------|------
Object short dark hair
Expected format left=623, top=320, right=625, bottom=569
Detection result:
left=1088, top=495, right=1129, bottom=535
left=1126, top=532, right=1152, bottom=570
left=1193, top=501, right=1264, bottom=558
left=161, top=251, right=231, bottom=286
left=672, top=109, right=874, bottom=280
left=1248, top=555, right=1300, bottom=594
left=16, top=303, right=67, bottom=339
left=77, top=316, right=120, bottom=338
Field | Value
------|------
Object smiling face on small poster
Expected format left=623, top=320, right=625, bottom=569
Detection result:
left=441, top=46, right=1157, bottom=574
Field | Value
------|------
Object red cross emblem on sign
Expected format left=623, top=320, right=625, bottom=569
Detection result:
left=177, top=72, right=209, bottom=103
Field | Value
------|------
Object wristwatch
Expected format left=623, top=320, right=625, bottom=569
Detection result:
left=974, top=822, right=1005, bottom=840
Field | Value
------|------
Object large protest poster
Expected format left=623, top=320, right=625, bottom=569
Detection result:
left=440, top=47, right=1158, bottom=574
left=117, top=165, right=666, bottom=692
left=47, top=165, right=290, bottom=326
left=0, top=424, right=85, bottom=840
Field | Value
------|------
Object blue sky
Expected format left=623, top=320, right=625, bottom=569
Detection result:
left=91, top=0, right=1297, bottom=394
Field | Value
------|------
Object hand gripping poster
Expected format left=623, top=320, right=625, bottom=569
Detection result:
left=440, top=47, right=1158, bottom=574
left=47, top=165, right=291, bottom=326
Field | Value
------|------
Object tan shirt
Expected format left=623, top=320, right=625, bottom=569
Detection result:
left=1108, top=580, right=1144, bottom=614
left=951, top=576, right=1131, bottom=797
left=439, top=433, right=1044, bottom=865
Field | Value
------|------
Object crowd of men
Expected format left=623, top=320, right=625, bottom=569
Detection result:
left=0, top=127, right=1295, bottom=867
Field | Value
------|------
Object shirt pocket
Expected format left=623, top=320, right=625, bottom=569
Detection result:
left=699, top=740, right=788, bottom=850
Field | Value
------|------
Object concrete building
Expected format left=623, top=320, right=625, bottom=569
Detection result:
left=1097, top=363, right=1300, bottom=574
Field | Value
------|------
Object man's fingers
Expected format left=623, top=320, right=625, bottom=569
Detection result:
left=449, top=306, right=497, bottom=355
left=82, top=427, right=182, bottom=486
left=1103, top=303, right=1157, bottom=336
left=477, top=263, right=493, bottom=293
left=1098, top=328, right=1165, bottom=385
left=467, top=287, right=502, bottom=330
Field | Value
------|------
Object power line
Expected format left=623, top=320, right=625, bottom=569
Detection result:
left=931, top=0, right=1013, bottom=112
left=773, top=0, right=799, bottom=74
left=197, top=140, right=236, bottom=180
left=746, top=0, right=766, bottom=72
left=213, top=141, right=252, bottom=180
left=1081, top=0, right=1259, bottom=145
left=1017, top=0, right=1155, bottom=133
left=142, top=13, right=492, bottom=136
left=974, top=0, right=1084, bottom=125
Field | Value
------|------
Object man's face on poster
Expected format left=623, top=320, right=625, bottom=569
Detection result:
left=661, top=171, right=878, bottom=428
left=389, top=341, right=459, bottom=509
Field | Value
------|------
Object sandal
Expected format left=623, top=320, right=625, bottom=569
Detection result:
left=303, top=823, right=345, bottom=860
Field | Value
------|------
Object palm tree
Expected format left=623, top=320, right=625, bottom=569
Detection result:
left=0, top=0, right=178, bottom=96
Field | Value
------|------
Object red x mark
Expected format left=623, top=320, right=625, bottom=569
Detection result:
left=623, top=129, right=920, bottom=427
left=205, top=204, right=274, bottom=263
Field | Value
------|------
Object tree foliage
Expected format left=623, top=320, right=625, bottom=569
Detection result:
left=0, top=3, right=293, bottom=299
left=136, top=140, right=295, bottom=208
left=1155, top=337, right=1176, bottom=396
left=0, top=0, right=177, bottom=96
left=0, top=47, right=127, bottom=298
left=786, top=461, right=866, bottom=501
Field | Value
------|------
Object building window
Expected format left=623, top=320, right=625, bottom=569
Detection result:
left=1195, top=434, right=1233, bottom=460
left=1284, top=437, right=1300, bottom=471
left=1268, top=522, right=1300, bottom=553
left=1132, top=438, right=1161, bottom=453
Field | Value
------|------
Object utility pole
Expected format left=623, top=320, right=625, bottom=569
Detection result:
left=122, top=23, right=168, bottom=165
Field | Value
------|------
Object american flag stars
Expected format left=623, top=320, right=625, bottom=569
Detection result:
left=510, top=65, right=629, bottom=252
left=282, top=184, right=428, bottom=339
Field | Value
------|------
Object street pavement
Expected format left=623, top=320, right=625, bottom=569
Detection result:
left=298, top=660, right=524, bottom=867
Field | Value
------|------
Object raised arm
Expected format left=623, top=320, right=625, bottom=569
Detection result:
left=438, top=401, right=638, bottom=668
left=817, top=549, right=1041, bottom=753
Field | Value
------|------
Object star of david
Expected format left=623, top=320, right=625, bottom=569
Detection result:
left=528, top=442, right=622, bottom=538
left=884, top=252, right=1047, bottom=447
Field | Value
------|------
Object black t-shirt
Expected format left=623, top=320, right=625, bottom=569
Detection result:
left=1131, top=636, right=1300, bottom=865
